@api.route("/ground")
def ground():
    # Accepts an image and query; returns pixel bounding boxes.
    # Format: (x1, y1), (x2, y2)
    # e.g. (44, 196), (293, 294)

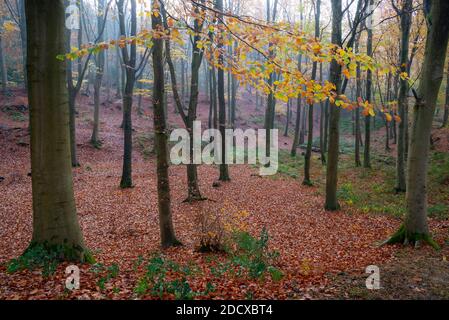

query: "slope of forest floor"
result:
(0, 89), (448, 300)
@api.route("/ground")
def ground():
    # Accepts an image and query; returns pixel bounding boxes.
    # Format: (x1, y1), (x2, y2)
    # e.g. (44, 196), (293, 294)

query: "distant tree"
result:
(91, 0), (107, 147)
(363, 0), (374, 169)
(392, 0), (413, 192)
(303, 0), (321, 186)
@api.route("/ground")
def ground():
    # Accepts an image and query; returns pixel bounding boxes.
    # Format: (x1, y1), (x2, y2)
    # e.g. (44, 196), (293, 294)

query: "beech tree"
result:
(91, 0), (107, 147)
(217, 0), (230, 182)
(325, 0), (343, 211)
(25, 0), (89, 261)
(162, 0), (207, 201)
(303, 0), (320, 186)
(151, 0), (181, 248)
(393, 0), (413, 192)
(117, 0), (137, 189)
(363, 0), (374, 169)
(385, 0), (449, 248)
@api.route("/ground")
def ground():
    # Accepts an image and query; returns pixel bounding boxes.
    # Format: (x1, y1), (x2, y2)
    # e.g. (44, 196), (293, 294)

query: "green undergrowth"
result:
(133, 229), (282, 299)
(274, 146), (449, 221)
(7, 243), (95, 277)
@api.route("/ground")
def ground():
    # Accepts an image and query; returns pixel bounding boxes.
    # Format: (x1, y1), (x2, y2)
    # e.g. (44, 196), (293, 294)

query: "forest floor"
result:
(0, 88), (448, 300)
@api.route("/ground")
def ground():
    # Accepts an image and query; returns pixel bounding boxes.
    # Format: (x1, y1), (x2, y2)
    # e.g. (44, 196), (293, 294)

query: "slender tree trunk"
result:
(151, 2), (180, 248)
(185, 1), (206, 201)
(387, 0), (449, 248)
(284, 100), (290, 137)
(441, 62), (449, 127)
(355, 36), (362, 167)
(117, 0), (137, 189)
(91, 0), (106, 147)
(325, 0), (342, 211)
(217, 0), (230, 181)
(395, 0), (412, 192)
(291, 96), (302, 157)
(363, 0), (374, 169)
(264, 0), (278, 159)
(18, 0), (27, 88)
(0, 34), (7, 93)
(25, 0), (88, 261)
(161, 0), (205, 200)
(319, 63), (326, 165)
(291, 53), (303, 158)
(304, 0), (320, 186)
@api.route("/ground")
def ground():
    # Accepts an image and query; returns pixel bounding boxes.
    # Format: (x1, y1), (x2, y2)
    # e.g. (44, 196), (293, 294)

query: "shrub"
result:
(226, 228), (283, 281)
(196, 203), (249, 253)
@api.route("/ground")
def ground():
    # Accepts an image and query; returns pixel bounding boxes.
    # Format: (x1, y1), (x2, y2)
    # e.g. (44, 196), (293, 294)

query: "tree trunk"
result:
(319, 63), (326, 165)
(291, 96), (302, 157)
(217, 0), (230, 182)
(151, 2), (181, 248)
(18, 0), (27, 88)
(264, 0), (279, 160)
(324, 0), (342, 211)
(91, 0), (106, 147)
(395, 0), (412, 192)
(0, 34), (7, 93)
(363, 0), (374, 169)
(304, 0), (320, 186)
(441, 62), (449, 128)
(284, 100), (290, 137)
(25, 0), (88, 261)
(386, 0), (449, 248)
(162, 0), (205, 200)
(355, 35), (362, 167)
(117, 0), (137, 189)
(184, 1), (206, 201)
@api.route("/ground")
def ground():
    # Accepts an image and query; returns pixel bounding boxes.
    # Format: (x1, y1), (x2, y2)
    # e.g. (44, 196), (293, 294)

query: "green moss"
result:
(7, 242), (95, 276)
(383, 224), (440, 250)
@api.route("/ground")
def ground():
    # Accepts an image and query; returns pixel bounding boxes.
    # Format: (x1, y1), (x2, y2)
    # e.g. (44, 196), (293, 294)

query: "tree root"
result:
(161, 239), (183, 249)
(90, 139), (103, 149)
(302, 179), (313, 187)
(183, 196), (208, 203)
(381, 224), (440, 250)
